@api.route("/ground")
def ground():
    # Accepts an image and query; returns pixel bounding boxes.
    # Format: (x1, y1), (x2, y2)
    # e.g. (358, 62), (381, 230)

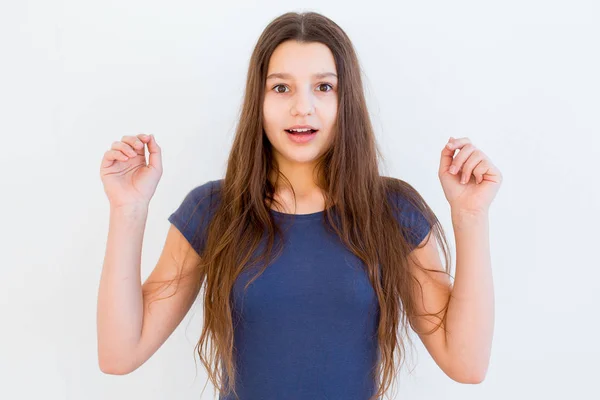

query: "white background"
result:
(1, 0), (598, 399)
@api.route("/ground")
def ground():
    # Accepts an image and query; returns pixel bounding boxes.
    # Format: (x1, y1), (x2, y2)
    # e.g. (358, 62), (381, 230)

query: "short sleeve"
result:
(391, 190), (432, 250)
(168, 179), (221, 255)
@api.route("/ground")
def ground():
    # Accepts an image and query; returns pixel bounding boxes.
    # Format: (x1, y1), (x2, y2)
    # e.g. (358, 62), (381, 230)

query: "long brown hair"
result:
(149, 11), (452, 400)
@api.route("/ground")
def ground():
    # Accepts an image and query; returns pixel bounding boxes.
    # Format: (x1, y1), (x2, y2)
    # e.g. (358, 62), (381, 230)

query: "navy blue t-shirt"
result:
(168, 179), (431, 400)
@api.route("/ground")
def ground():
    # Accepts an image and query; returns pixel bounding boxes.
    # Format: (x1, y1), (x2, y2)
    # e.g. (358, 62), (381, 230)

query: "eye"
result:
(317, 83), (334, 92)
(272, 84), (289, 94)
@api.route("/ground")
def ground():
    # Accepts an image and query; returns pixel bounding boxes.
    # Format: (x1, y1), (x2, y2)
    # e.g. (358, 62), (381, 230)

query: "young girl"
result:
(98, 11), (502, 400)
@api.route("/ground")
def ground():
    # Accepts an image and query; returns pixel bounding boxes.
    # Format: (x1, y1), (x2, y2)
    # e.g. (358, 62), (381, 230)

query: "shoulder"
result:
(168, 178), (222, 219)
(186, 178), (223, 202)
(167, 178), (224, 254)
(174, 178), (224, 214)
(381, 176), (434, 250)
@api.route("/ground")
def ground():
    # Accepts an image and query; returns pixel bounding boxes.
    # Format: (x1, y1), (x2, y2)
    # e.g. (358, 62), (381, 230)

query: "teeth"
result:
(288, 128), (314, 132)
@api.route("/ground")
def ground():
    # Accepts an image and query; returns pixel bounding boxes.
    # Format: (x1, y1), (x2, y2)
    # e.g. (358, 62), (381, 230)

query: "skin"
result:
(408, 137), (502, 383)
(263, 40), (338, 213)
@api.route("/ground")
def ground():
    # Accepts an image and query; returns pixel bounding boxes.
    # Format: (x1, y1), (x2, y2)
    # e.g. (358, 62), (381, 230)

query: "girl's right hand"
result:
(100, 134), (163, 209)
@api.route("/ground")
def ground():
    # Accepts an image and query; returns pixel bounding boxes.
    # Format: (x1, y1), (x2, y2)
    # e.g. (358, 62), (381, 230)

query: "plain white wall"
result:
(1, 0), (598, 399)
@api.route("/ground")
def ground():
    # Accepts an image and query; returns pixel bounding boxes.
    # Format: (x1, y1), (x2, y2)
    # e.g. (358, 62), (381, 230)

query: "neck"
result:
(268, 162), (324, 197)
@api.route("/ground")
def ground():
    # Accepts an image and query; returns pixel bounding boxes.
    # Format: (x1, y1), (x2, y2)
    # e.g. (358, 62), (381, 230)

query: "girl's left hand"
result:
(439, 137), (503, 214)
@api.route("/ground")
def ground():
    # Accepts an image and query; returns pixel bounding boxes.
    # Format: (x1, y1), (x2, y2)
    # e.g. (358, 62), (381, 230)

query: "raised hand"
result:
(100, 133), (163, 209)
(438, 137), (503, 214)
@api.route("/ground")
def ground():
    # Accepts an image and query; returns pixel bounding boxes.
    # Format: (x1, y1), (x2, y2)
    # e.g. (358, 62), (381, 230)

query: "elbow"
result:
(452, 368), (488, 384)
(99, 359), (132, 375)
(98, 353), (136, 375)
(445, 350), (491, 384)
(97, 340), (142, 375)
(459, 374), (486, 385)
(99, 366), (130, 376)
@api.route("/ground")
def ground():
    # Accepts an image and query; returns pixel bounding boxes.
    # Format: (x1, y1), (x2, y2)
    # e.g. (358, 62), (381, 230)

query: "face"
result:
(263, 40), (338, 168)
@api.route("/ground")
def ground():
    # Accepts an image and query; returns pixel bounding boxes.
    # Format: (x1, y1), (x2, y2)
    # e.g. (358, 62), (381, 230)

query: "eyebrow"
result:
(266, 72), (338, 80)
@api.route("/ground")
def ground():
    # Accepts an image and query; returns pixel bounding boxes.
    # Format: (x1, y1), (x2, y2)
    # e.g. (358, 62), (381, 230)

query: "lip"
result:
(286, 124), (318, 130)
(285, 128), (318, 144)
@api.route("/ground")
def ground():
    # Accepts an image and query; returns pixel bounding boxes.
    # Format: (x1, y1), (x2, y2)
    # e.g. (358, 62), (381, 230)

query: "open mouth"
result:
(285, 129), (319, 135)
(284, 128), (319, 143)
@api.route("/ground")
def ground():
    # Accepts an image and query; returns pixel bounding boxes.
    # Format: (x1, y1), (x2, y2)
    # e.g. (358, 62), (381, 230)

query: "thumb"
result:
(145, 134), (162, 172)
(439, 137), (455, 176)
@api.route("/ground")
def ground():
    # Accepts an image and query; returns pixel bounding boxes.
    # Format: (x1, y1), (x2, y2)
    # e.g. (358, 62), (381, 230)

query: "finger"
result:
(474, 160), (503, 184)
(121, 135), (145, 155)
(472, 160), (490, 184)
(136, 133), (151, 145)
(101, 149), (129, 168)
(440, 136), (470, 175)
(112, 141), (138, 158)
(145, 134), (162, 172)
(448, 143), (476, 176)
(460, 152), (485, 184)
(439, 140), (457, 175)
(446, 136), (471, 150)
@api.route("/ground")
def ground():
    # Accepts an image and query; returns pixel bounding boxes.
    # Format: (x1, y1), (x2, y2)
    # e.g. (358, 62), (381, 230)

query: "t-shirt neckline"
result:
(268, 206), (336, 221)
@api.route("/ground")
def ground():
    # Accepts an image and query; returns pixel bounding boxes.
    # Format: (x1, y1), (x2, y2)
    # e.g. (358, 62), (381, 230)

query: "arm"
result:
(408, 210), (493, 384)
(444, 210), (494, 382)
(97, 205), (203, 374)
(97, 204), (147, 373)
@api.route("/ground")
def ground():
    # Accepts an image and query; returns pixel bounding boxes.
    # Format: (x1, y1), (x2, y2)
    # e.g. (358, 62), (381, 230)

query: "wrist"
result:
(110, 203), (149, 217)
(451, 208), (489, 225)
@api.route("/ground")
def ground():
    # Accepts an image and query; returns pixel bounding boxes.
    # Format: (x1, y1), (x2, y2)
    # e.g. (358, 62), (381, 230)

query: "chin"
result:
(282, 152), (321, 164)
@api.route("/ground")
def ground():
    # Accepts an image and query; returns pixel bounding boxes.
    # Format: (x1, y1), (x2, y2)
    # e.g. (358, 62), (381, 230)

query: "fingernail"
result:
(449, 166), (457, 174)
(446, 142), (453, 149)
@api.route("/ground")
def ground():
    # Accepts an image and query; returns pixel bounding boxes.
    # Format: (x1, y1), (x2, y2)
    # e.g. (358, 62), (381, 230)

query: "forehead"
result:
(266, 40), (337, 77)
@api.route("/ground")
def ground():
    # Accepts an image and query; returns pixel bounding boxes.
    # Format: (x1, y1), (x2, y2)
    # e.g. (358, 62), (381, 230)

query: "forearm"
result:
(444, 210), (494, 382)
(97, 204), (148, 372)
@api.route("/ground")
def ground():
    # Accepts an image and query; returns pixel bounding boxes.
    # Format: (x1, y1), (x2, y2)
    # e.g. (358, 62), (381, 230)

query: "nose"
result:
(290, 88), (314, 116)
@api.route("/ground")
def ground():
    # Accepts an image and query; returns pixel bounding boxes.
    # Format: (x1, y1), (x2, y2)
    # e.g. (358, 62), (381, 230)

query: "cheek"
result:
(323, 104), (338, 126)
(322, 96), (338, 117)
(262, 98), (282, 126)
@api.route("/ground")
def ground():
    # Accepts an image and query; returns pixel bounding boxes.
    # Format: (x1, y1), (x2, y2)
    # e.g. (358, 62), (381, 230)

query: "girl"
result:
(98, 11), (502, 400)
